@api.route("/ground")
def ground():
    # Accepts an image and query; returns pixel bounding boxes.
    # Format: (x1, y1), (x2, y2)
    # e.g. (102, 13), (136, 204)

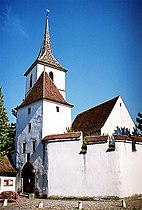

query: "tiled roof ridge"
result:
(42, 131), (82, 141)
(16, 71), (73, 109)
(37, 14), (66, 71)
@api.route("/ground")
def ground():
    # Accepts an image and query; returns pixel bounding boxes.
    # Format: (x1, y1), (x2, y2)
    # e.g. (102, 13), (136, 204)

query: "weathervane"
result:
(47, 9), (50, 17)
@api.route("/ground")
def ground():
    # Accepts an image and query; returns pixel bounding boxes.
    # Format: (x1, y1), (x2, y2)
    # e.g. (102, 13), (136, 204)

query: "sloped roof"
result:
(114, 134), (142, 142)
(72, 96), (119, 134)
(86, 135), (109, 144)
(16, 71), (73, 109)
(0, 155), (17, 175)
(42, 131), (81, 142)
(24, 14), (66, 76)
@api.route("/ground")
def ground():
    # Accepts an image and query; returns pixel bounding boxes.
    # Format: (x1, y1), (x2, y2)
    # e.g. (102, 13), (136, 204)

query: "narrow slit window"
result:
(23, 143), (26, 153)
(28, 123), (31, 132)
(28, 107), (31, 115)
(56, 106), (59, 112)
(33, 140), (36, 152)
(30, 74), (33, 88)
(27, 153), (30, 162)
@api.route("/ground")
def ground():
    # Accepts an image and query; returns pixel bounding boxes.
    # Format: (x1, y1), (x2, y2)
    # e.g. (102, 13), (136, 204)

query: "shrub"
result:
(0, 191), (19, 201)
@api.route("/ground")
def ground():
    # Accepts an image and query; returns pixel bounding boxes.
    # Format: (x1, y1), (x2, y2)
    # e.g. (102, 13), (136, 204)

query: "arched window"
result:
(30, 74), (33, 88)
(49, 71), (54, 81)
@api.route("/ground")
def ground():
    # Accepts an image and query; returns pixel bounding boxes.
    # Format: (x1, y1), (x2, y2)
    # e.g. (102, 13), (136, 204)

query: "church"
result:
(15, 12), (142, 198)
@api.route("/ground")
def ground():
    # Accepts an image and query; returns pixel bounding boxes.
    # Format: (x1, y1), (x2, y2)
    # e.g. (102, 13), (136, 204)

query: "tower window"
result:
(28, 107), (31, 115)
(30, 74), (33, 88)
(33, 140), (36, 152)
(49, 71), (54, 81)
(23, 143), (26, 153)
(28, 123), (31, 132)
(27, 153), (30, 162)
(56, 106), (59, 112)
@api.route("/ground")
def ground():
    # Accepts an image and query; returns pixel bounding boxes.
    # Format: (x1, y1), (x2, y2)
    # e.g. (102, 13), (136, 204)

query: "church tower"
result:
(15, 12), (73, 194)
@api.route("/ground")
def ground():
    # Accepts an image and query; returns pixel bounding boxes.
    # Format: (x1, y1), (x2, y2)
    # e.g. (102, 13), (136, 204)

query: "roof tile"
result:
(42, 131), (81, 141)
(114, 134), (142, 142)
(86, 135), (108, 144)
(0, 156), (17, 175)
(72, 96), (119, 134)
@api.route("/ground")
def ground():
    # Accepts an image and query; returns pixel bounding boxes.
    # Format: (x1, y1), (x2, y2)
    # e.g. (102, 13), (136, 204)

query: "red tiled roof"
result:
(16, 71), (73, 109)
(0, 156), (17, 175)
(86, 135), (108, 144)
(42, 132), (81, 141)
(114, 134), (142, 142)
(72, 96), (119, 134)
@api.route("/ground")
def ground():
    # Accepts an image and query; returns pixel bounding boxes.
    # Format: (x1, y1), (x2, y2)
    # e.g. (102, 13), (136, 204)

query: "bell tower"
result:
(15, 11), (73, 194)
(24, 10), (67, 99)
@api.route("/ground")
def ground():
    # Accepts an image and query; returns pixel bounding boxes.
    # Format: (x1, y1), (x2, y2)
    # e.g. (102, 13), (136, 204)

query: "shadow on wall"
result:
(114, 126), (131, 135)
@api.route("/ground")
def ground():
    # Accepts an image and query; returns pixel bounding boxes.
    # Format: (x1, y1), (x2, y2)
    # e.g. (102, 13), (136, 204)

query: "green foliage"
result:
(66, 127), (74, 132)
(0, 87), (15, 158)
(136, 112), (142, 136)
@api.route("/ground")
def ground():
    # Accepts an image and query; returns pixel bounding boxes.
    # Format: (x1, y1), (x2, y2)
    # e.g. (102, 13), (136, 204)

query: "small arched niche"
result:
(49, 71), (54, 81)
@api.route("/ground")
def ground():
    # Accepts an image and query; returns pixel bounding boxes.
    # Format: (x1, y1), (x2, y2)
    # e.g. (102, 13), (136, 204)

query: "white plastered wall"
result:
(25, 66), (37, 96)
(42, 100), (72, 137)
(47, 137), (83, 197)
(116, 141), (142, 197)
(46, 136), (142, 197)
(102, 96), (135, 136)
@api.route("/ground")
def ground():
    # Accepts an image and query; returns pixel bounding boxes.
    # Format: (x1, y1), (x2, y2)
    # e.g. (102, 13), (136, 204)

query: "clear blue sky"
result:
(0, 0), (142, 124)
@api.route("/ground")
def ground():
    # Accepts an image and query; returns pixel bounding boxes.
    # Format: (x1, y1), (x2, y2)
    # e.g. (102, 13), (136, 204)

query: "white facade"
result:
(0, 176), (16, 193)
(102, 96), (134, 136)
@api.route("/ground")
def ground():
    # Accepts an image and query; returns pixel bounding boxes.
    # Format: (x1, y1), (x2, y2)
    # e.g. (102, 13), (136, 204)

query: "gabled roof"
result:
(114, 134), (142, 142)
(86, 135), (109, 144)
(72, 96), (119, 135)
(0, 155), (17, 176)
(16, 71), (73, 109)
(42, 132), (81, 142)
(24, 14), (66, 76)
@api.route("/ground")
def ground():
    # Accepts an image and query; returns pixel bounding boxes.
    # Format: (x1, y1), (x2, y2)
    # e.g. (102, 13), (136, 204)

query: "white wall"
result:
(102, 96), (134, 136)
(42, 100), (72, 137)
(116, 141), (142, 197)
(25, 66), (37, 96)
(47, 137), (83, 197)
(16, 101), (43, 171)
(46, 136), (142, 197)
(0, 176), (16, 193)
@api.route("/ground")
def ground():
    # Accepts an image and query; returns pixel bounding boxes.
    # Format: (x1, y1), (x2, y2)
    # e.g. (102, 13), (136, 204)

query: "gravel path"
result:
(0, 196), (142, 210)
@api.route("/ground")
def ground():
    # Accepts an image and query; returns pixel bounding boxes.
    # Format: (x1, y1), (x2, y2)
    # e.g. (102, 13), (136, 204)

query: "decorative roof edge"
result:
(42, 131), (82, 142)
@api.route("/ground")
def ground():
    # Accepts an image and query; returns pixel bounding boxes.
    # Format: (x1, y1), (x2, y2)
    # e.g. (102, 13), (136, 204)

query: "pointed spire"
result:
(38, 10), (66, 71)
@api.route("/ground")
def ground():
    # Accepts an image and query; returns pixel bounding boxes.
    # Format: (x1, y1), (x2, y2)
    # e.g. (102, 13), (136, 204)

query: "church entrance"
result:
(21, 162), (35, 193)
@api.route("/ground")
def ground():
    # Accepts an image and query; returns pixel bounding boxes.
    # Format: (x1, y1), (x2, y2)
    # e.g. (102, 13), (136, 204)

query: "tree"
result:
(0, 87), (15, 158)
(136, 112), (142, 136)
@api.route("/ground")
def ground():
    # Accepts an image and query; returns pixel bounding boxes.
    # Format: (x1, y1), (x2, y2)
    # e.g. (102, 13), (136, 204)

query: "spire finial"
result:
(46, 9), (50, 17)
